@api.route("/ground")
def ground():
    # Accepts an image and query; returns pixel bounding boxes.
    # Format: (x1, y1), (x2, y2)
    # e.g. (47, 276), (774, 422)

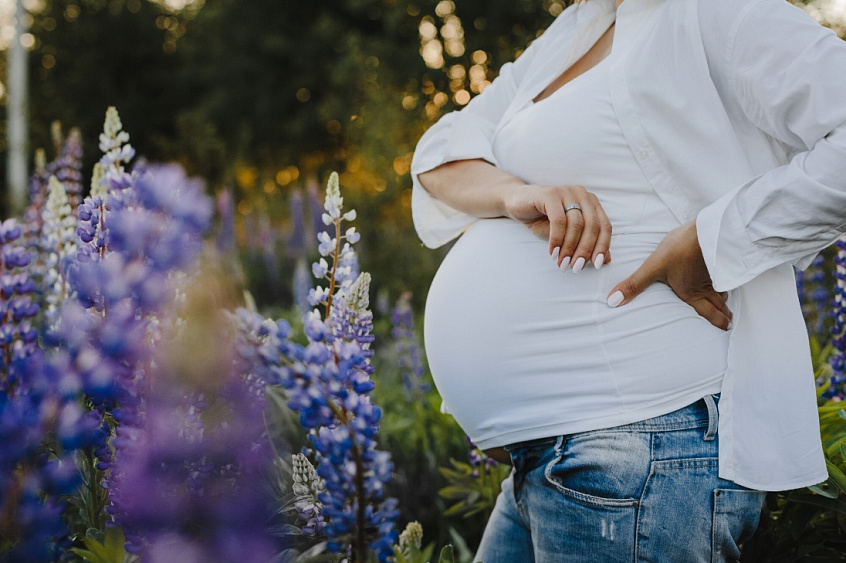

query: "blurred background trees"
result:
(0, 0), (842, 309)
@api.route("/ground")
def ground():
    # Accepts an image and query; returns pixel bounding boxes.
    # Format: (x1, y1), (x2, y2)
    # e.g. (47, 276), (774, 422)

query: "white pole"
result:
(7, 0), (28, 214)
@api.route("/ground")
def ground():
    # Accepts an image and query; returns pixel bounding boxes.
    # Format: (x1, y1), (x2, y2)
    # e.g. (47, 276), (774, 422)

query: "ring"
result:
(564, 203), (582, 213)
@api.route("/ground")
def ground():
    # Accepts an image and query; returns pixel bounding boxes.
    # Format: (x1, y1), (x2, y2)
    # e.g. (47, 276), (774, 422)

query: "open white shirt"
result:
(411, 0), (846, 490)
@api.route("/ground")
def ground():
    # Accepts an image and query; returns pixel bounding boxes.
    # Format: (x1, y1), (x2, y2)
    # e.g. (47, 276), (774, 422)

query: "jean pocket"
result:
(543, 432), (649, 508)
(711, 488), (766, 563)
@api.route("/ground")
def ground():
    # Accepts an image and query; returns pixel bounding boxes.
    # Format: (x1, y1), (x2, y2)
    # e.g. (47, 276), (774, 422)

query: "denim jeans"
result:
(474, 395), (766, 563)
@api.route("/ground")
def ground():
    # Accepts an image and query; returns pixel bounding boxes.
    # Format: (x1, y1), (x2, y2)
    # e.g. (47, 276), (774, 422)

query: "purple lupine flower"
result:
(49, 162), (215, 554)
(289, 189), (307, 256)
(47, 128), (84, 211)
(391, 292), (429, 398)
(292, 173), (396, 561)
(0, 350), (105, 563)
(23, 150), (50, 298)
(257, 213), (280, 287)
(216, 189), (237, 255)
(233, 173), (397, 562)
(466, 436), (498, 479)
(108, 354), (276, 561)
(827, 238), (846, 400)
(0, 219), (40, 387)
(810, 255), (829, 337)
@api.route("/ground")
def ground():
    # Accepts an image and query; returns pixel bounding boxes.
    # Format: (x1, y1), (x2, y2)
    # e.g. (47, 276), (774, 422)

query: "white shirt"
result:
(424, 47), (729, 451)
(411, 0), (846, 490)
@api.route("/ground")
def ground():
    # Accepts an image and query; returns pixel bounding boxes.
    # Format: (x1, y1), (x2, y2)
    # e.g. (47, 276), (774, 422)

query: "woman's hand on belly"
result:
(503, 184), (613, 271)
(606, 220), (733, 331)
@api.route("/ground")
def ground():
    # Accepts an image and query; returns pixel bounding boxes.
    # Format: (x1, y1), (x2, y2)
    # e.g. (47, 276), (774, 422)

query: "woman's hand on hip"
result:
(605, 221), (733, 331)
(503, 184), (613, 271)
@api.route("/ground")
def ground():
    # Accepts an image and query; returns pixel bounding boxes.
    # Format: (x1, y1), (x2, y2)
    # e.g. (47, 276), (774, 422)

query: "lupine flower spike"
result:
(41, 176), (78, 330)
(395, 521), (423, 559)
(292, 453), (326, 536)
(828, 237), (846, 400)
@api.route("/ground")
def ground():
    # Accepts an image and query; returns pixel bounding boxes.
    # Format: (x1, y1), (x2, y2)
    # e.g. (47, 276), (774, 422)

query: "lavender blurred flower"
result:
(50, 163), (215, 554)
(391, 292), (429, 398)
(47, 128), (84, 211)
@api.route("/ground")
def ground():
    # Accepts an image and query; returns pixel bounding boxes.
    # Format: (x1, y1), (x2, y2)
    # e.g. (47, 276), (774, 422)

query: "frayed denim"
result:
(475, 395), (765, 563)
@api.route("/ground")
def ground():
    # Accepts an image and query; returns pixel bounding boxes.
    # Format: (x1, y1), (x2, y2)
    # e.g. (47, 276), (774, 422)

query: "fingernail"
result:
(572, 257), (586, 273)
(607, 290), (624, 308)
(594, 253), (605, 269)
(551, 246), (560, 261)
(727, 321), (733, 330)
(559, 256), (571, 271)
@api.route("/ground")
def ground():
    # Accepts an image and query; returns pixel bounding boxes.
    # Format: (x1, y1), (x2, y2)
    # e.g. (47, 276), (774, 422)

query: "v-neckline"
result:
(531, 20), (616, 105)
(530, 52), (612, 106)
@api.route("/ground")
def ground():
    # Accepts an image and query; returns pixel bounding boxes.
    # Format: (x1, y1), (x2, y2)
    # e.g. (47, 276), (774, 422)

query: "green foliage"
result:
(69, 527), (133, 563)
(438, 459), (510, 520)
(391, 541), (436, 563)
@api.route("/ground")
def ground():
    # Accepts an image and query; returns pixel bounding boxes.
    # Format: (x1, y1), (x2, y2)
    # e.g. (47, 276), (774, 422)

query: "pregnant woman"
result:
(411, 0), (846, 560)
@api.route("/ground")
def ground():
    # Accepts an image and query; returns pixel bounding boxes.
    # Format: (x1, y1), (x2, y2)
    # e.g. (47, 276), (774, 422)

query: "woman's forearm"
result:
(417, 157), (614, 270)
(416, 158), (527, 219)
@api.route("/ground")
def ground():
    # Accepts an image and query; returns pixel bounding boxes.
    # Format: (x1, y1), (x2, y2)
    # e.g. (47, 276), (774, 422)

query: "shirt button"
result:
(639, 148), (649, 159)
(683, 211), (692, 220)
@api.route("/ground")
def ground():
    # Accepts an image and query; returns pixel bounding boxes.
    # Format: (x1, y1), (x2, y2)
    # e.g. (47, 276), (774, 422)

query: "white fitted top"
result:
(424, 53), (729, 449)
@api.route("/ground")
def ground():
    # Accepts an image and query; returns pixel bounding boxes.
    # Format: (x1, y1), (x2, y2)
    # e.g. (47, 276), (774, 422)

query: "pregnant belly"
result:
(423, 218), (729, 447)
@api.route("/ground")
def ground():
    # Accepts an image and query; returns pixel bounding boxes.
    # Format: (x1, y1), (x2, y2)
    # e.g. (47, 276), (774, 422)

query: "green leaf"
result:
(789, 492), (846, 515)
(825, 459), (846, 495)
(808, 479), (840, 499)
(447, 527), (474, 563)
(437, 545), (455, 563)
(439, 485), (474, 499)
(70, 527), (127, 563)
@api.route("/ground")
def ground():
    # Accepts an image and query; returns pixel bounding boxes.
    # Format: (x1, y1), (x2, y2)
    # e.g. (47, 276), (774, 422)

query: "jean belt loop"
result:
(703, 394), (718, 442)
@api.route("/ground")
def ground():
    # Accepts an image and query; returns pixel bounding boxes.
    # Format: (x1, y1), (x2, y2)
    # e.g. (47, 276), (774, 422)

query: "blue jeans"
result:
(475, 395), (766, 562)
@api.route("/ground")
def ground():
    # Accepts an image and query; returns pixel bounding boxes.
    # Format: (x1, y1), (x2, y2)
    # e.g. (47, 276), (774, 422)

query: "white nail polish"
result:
(727, 321), (734, 330)
(594, 253), (605, 269)
(551, 247), (560, 261)
(559, 256), (571, 271)
(607, 290), (624, 308)
(572, 257), (586, 273)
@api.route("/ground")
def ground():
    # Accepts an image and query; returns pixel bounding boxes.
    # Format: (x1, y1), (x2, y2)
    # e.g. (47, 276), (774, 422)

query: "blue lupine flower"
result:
(231, 173), (397, 562)
(288, 188), (307, 256)
(391, 292), (429, 397)
(0, 219), (40, 386)
(827, 238), (846, 399)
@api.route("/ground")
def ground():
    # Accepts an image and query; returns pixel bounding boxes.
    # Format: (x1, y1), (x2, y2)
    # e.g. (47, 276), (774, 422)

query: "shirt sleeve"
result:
(695, 0), (846, 291)
(410, 30), (550, 249)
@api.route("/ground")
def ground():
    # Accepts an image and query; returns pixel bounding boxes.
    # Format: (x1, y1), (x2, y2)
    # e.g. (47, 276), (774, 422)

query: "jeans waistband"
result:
(504, 394), (720, 452)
